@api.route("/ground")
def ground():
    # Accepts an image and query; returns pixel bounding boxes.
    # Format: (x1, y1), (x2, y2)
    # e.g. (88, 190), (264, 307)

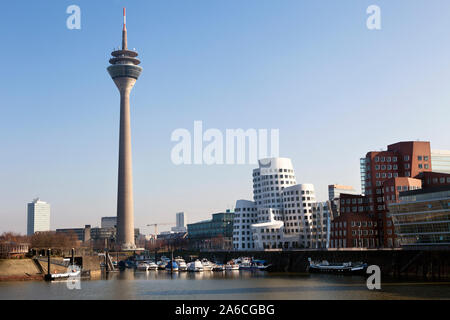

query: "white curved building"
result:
(233, 157), (331, 251)
(281, 183), (315, 248)
(233, 200), (257, 250)
(252, 158), (302, 250)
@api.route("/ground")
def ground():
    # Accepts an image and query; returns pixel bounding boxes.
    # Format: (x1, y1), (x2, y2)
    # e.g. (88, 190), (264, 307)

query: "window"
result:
(418, 156), (422, 161)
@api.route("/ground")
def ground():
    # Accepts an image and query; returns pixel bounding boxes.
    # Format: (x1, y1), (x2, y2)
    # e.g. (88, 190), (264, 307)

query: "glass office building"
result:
(431, 150), (450, 174)
(187, 210), (234, 239)
(388, 185), (450, 247)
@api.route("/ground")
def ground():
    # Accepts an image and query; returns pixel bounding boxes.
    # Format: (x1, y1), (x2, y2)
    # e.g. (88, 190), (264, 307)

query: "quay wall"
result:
(0, 259), (43, 281)
(170, 249), (450, 279)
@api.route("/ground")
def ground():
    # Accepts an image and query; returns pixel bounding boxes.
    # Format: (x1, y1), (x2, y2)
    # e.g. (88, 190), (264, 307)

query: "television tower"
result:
(107, 8), (142, 250)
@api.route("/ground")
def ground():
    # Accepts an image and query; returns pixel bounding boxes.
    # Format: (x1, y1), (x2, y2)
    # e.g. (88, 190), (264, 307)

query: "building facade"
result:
(27, 198), (50, 236)
(187, 210), (234, 250)
(389, 185), (450, 247)
(431, 149), (450, 174)
(328, 185), (358, 201)
(362, 141), (432, 247)
(233, 200), (257, 250)
(101, 217), (117, 229)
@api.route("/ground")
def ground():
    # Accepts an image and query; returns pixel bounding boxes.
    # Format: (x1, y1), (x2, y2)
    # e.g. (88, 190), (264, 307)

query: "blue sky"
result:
(1, 0), (450, 233)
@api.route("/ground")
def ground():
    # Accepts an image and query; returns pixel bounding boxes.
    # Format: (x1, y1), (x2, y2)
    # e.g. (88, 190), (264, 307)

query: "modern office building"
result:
(187, 210), (234, 250)
(233, 200), (257, 250)
(328, 185), (358, 201)
(171, 212), (187, 233)
(389, 185), (450, 247)
(431, 149), (450, 174)
(107, 9), (143, 250)
(27, 198), (50, 236)
(101, 216), (117, 229)
(56, 225), (116, 243)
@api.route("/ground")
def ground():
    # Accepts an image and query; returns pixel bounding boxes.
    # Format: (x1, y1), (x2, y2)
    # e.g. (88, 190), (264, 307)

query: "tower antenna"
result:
(122, 7), (127, 50)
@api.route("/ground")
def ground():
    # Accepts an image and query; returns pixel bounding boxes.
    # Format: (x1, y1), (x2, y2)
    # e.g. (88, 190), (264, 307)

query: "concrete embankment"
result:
(0, 256), (101, 281)
(0, 259), (43, 281)
(172, 249), (450, 279)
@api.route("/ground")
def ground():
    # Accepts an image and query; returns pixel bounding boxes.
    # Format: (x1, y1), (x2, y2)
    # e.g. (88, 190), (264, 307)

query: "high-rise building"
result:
(107, 8), (143, 250)
(431, 149), (450, 174)
(27, 198), (50, 236)
(171, 212), (187, 233)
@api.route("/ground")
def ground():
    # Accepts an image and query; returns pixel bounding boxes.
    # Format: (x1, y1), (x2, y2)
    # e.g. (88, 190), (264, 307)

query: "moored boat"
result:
(307, 258), (368, 275)
(187, 260), (204, 272)
(175, 257), (187, 271)
(225, 260), (239, 271)
(137, 262), (150, 271)
(201, 258), (213, 271)
(148, 262), (158, 270)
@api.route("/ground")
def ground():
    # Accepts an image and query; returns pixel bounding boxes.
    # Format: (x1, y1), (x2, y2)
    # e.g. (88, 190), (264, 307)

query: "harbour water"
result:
(0, 269), (449, 300)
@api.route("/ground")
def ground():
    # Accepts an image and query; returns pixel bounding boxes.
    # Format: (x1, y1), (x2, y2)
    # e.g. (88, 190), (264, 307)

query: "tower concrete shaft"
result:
(115, 78), (136, 249)
(107, 8), (142, 250)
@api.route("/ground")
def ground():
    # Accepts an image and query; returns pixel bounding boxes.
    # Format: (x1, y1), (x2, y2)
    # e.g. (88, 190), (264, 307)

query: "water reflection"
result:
(1, 268), (449, 300)
(104, 269), (265, 281)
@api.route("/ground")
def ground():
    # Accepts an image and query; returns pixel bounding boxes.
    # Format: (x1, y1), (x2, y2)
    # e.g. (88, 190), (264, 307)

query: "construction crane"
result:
(146, 223), (174, 236)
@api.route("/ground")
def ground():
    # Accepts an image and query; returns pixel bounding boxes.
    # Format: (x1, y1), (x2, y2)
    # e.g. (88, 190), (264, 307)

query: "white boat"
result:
(225, 261), (240, 271)
(157, 260), (166, 270)
(201, 258), (213, 271)
(137, 262), (150, 271)
(148, 262), (158, 270)
(45, 269), (81, 281)
(187, 260), (204, 272)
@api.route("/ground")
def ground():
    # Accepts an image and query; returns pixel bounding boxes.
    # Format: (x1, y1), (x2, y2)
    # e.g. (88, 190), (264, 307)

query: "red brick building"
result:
(415, 171), (450, 188)
(331, 141), (435, 249)
(361, 141), (432, 247)
(330, 194), (379, 248)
